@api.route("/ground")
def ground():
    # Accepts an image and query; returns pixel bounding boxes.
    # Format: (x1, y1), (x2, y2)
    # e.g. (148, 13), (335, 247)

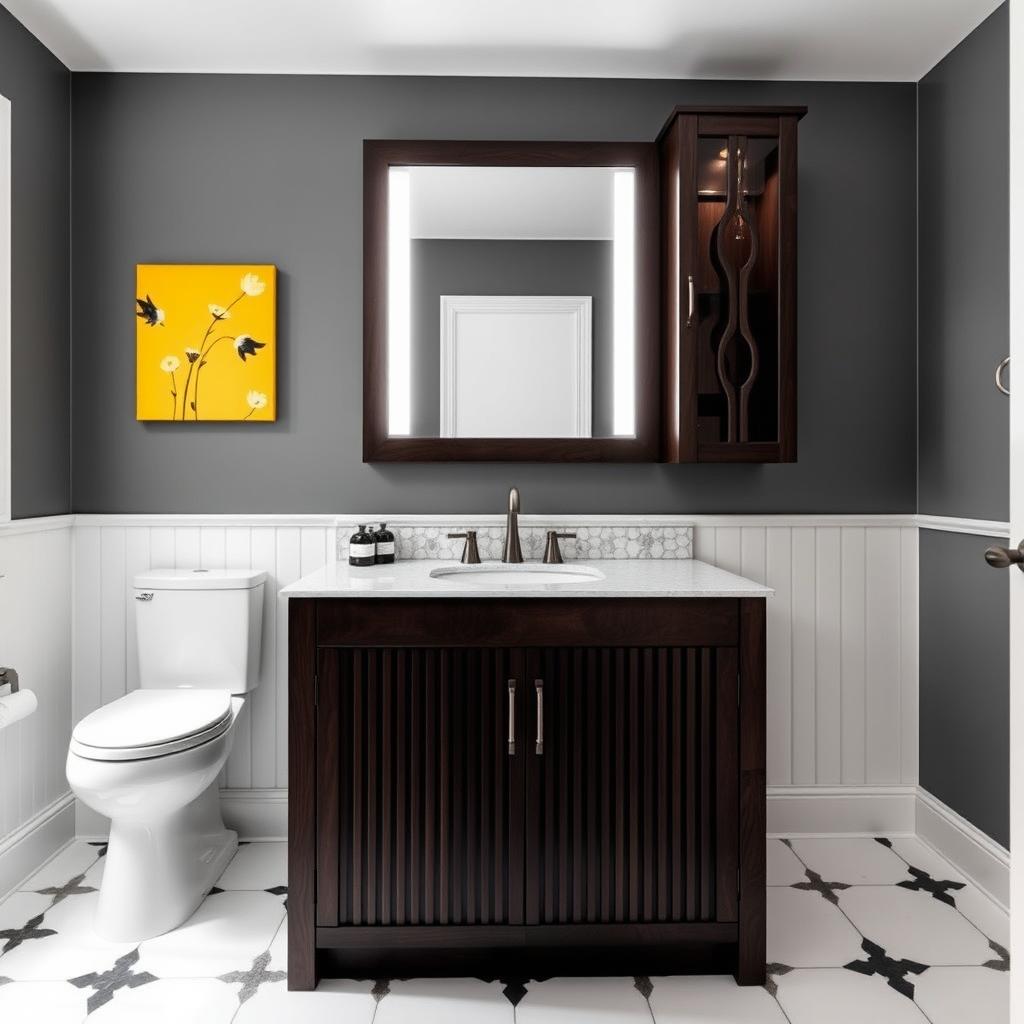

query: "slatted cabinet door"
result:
(523, 646), (739, 926)
(316, 646), (523, 928)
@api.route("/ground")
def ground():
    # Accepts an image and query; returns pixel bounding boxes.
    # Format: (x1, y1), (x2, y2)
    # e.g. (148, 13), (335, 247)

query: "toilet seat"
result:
(70, 689), (235, 762)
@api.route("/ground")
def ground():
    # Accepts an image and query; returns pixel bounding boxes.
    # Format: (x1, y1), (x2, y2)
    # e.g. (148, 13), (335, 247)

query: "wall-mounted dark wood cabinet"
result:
(289, 597), (766, 990)
(660, 106), (805, 463)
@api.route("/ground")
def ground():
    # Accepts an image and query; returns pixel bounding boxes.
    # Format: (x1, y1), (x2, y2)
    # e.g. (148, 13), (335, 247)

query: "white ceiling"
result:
(2, 0), (1004, 80)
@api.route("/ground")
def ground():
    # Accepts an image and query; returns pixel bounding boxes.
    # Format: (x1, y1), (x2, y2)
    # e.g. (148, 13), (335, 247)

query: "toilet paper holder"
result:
(0, 667), (19, 696)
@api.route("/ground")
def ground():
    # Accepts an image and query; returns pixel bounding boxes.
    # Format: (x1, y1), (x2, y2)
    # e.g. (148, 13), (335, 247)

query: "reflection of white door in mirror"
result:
(439, 295), (592, 439)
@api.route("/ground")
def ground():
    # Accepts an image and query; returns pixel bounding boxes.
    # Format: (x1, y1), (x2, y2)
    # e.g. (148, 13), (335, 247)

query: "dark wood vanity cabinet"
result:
(289, 598), (766, 989)
(660, 106), (805, 463)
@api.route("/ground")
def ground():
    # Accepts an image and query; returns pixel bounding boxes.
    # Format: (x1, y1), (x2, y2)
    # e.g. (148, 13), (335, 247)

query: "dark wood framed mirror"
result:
(363, 140), (659, 461)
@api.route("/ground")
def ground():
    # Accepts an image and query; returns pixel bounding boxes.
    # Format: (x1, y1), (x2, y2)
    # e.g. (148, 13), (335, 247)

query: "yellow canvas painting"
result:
(136, 264), (277, 421)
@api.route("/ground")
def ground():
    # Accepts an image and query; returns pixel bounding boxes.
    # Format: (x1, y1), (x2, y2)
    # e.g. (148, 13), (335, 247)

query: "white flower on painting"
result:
(240, 272), (266, 297)
(208, 304), (231, 320)
(246, 390), (269, 410)
(160, 355), (181, 373)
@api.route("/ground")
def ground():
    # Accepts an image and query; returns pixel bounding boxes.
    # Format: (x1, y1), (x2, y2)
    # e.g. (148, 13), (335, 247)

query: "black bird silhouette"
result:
(235, 334), (266, 361)
(136, 295), (164, 327)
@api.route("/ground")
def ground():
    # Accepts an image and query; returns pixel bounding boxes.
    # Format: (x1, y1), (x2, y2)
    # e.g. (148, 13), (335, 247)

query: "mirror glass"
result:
(386, 165), (636, 439)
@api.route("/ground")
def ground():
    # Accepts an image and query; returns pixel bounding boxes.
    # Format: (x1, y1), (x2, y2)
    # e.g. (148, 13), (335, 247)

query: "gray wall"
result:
(411, 238), (614, 437)
(70, 75), (917, 514)
(919, 530), (1009, 848)
(917, 3), (1010, 847)
(918, 2), (1009, 521)
(0, 5), (70, 518)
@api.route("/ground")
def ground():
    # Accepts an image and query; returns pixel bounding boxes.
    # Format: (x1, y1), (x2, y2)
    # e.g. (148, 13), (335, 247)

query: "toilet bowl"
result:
(66, 568), (265, 942)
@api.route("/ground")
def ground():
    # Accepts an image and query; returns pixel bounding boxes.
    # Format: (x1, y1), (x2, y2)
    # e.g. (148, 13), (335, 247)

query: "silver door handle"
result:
(985, 540), (1024, 571)
(507, 680), (516, 755)
(996, 356), (1010, 396)
(686, 274), (696, 328)
(534, 679), (544, 755)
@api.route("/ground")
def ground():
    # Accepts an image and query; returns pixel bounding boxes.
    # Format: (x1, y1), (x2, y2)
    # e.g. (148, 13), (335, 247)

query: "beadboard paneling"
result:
(0, 520), (73, 844)
(71, 517), (918, 791)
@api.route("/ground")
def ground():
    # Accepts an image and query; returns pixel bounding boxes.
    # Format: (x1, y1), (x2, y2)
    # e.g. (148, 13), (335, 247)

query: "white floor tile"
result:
(0, 891), (137, 981)
(87, 977), (239, 1023)
(0, 980), (88, 1023)
(233, 978), (376, 1023)
(913, 966), (1008, 1024)
(649, 975), (787, 1022)
(788, 838), (910, 884)
(767, 840), (806, 886)
(516, 977), (650, 1022)
(954, 884), (1009, 947)
(839, 885), (994, 965)
(216, 842), (287, 891)
(886, 837), (968, 886)
(17, 842), (103, 894)
(135, 890), (285, 979)
(766, 887), (863, 967)
(374, 978), (513, 1024)
(266, 915), (286, 972)
(774, 968), (925, 1024)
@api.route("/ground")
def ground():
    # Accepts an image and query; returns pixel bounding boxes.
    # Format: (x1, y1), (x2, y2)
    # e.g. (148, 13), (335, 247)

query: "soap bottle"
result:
(374, 522), (396, 564)
(349, 525), (376, 567)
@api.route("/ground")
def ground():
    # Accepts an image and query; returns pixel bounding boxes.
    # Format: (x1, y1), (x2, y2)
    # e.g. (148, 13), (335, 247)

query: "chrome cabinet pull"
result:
(686, 274), (696, 327)
(507, 680), (516, 755)
(534, 679), (544, 755)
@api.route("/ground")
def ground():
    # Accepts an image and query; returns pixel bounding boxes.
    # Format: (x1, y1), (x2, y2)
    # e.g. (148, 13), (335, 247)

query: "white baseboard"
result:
(915, 788), (1010, 911)
(767, 785), (917, 836)
(0, 792), (76, 899)
(220, 788), (287, 840)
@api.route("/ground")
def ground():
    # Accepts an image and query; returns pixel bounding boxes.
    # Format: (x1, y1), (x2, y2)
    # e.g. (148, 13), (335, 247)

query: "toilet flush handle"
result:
(135, 592), (154, 602)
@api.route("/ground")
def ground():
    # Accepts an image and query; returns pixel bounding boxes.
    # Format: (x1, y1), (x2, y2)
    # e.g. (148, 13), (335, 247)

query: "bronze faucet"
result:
(502, 487), (524, 563)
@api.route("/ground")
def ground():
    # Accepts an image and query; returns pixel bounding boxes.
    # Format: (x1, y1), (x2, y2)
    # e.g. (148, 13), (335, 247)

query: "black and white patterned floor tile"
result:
(0, 838), (1010, 1022)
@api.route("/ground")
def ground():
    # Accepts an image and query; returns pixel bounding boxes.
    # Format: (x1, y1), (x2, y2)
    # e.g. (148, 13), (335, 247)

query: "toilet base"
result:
(94, 779), (237, 942)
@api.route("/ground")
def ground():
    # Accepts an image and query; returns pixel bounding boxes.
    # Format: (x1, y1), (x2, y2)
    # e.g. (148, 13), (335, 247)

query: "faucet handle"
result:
(542, 531), (577, 565)
(447, 530), (481, 564)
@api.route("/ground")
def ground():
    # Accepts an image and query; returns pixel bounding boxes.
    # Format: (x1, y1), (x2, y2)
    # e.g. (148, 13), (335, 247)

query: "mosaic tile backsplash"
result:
(336, 523), (693, 562)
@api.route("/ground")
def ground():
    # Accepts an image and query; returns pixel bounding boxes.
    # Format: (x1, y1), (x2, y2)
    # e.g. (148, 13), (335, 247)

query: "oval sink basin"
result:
(430, 564), (605, 587)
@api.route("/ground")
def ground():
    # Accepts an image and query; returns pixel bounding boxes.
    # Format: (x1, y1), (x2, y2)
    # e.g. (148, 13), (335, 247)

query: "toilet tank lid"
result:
(134, 568), (267, 591)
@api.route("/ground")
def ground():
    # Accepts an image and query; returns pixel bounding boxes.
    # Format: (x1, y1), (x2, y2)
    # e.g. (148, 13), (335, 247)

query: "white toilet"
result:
(66, 568), (266, 942)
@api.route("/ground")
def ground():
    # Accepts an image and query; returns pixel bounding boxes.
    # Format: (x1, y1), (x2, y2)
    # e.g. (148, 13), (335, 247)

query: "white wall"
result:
(0, 518), (74, 891)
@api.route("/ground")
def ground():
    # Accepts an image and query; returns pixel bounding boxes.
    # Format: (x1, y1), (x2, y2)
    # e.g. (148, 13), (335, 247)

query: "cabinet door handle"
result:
(534, 679), (544, 755)
(686, 274), (695, 328)
(507, 680), (516, 755)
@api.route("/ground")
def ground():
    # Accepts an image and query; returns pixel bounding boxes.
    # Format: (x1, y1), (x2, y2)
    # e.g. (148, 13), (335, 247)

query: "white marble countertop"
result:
(281, 558), (773, 599)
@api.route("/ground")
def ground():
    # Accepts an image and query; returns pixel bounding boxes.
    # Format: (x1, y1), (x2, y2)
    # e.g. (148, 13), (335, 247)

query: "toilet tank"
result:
(133, 569), (267, 693)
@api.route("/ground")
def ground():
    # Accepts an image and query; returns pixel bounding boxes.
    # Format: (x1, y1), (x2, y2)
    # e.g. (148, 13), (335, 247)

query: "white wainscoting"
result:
(72, 514), (919, 834)
(0, 516), (74, 892)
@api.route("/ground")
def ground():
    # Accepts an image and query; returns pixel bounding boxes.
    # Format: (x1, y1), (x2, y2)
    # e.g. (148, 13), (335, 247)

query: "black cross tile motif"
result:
(765, 962), (793, 999)
(207, 886), (225, 896)
(633, 976), (653, 999)
(218, 949), (286, 1005)
(35, 872), (97, 907)
(844, 938), (928, 999)
(874, 837), (894, 849)
(0, 976), (11, 987)
(500, 978), (528, 1007)
(982, 939), (1010, 972)
(371, 978), (391, 1002)
(265, 885), (288, 909)
(87, 842), (108, 858)
(69, 947), (158, 1015)
(0, 912), (56, 954)
(792, 868), (851, 905)
(896, 866), (966, 908)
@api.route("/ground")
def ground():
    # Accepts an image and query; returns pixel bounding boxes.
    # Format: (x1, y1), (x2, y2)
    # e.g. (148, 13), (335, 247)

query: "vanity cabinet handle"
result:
(686, 274), (696, 328)
(507, 680), (516, 755)
(535, 679), (544, 755)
